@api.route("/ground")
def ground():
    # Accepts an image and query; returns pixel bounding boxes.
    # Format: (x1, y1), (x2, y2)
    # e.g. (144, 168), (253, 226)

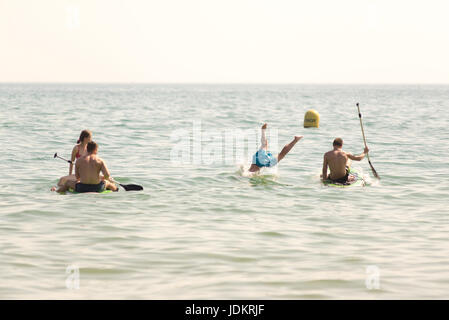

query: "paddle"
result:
(53, 153), (144, 191)
(54, 153), (73, 164)
(112, 180), (144, 191)
(356, 103), (380, 179)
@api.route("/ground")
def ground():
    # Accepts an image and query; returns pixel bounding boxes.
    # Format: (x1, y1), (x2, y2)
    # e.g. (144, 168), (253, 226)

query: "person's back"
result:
(70, 141), (118, 193)
(76, 154), (103, 184)
(325, 149), (349, 180)
(322, 138), (368, 183)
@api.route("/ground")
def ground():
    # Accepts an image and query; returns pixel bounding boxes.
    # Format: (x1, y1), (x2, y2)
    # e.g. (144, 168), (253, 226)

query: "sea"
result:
(0, 83), (448, 299)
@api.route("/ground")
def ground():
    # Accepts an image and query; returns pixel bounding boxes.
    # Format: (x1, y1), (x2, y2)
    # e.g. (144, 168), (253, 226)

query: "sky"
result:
(1, 0), (448, 83)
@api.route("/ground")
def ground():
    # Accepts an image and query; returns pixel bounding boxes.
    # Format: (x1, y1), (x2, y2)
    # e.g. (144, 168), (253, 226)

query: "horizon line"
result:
(1, 81), (449, 85)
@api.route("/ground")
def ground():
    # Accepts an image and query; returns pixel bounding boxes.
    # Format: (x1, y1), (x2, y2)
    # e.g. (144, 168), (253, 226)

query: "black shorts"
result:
(330, 167), (350, 184)
(331, 173), (349, 184)
(75, 181), (105, 193)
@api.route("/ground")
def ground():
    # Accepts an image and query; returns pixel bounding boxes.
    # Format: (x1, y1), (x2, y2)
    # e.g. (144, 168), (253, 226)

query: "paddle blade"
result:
(368, 160), (380, 180)
(119, 184), (143, 191)
(54, 153), (57, 158)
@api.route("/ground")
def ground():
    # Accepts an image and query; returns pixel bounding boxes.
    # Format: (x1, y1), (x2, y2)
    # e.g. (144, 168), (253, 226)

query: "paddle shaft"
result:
(356, 104), (371, 162)
(56, 154), (73, 164)
(356, 103), (380, 179)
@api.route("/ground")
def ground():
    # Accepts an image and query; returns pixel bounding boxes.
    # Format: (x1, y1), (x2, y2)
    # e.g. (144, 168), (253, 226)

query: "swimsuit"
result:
(329, 167), (350, 184)
(252, 149), (278, 168)
(75, 146), (82, 159)
(75, 181), (105, 193)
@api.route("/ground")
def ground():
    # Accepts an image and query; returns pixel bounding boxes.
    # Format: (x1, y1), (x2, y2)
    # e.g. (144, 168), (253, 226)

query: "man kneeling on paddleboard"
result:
(52, 141), (118, 193)
(322, 138), (369, 183)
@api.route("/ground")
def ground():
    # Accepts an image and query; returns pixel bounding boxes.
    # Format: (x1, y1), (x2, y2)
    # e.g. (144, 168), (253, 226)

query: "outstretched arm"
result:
(347, 147), (369, 161)
(322, 154), (328, 180)
(69, 146), (77, 175)
(100, 160), (112, 181)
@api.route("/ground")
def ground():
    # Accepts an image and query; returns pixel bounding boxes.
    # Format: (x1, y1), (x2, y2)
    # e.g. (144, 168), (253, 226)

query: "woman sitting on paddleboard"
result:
(56, 130), (92, 186)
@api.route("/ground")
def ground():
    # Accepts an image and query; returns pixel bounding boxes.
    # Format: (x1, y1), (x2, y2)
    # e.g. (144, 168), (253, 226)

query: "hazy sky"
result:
(1, 0), (448, 83)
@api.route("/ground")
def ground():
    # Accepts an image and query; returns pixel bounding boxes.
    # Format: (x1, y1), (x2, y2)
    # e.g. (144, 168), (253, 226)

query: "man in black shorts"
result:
(322, 138), (369, 183)
(53, 141), (118, 193)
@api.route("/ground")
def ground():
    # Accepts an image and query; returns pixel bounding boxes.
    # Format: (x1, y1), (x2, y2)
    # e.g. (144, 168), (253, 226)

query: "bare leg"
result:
(105, 181), (118, 192)
(260, 123), (268, 150)
(58, 174), (76, 187)
(57, 177), (65, 187)
(277, 136), (303, 163)
(53, 179), (76, 193)
(248, 123), (268, 172)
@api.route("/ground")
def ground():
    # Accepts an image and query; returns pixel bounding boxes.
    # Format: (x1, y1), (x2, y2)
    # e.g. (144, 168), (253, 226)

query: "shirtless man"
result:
(53, 141), (118, 193)
(322, 138), (369, 183)
(249, 123), (303, 173)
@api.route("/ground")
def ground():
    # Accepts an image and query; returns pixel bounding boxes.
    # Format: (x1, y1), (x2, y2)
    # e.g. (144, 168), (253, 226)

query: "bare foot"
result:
(50, 186), (56, 192)
(294, 136), (304, 142)
(262, 123), (267, 129)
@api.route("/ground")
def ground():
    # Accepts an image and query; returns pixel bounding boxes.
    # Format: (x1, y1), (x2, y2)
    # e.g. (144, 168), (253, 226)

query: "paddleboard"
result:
(323, 168), (366, 188)
(64, 188), (113, 195)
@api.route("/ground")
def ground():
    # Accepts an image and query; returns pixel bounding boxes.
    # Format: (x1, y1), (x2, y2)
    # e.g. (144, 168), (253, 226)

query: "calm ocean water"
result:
(0, 83), (448, 299)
